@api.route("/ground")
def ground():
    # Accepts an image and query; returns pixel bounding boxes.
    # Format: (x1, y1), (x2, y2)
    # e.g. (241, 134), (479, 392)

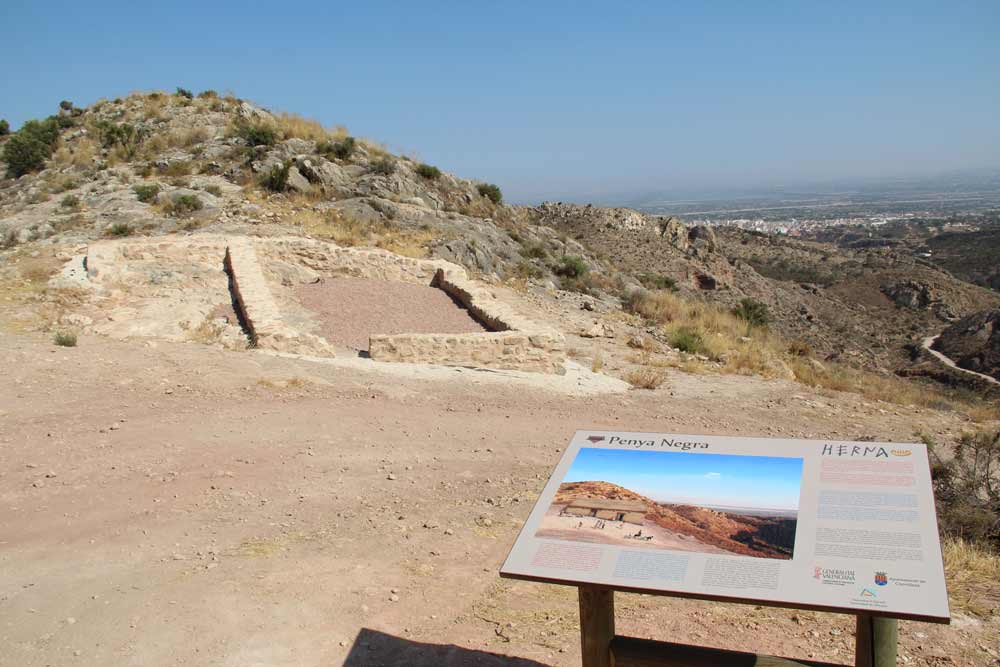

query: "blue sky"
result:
(2, 1), (998, 203)
(564, 448), (803, 510)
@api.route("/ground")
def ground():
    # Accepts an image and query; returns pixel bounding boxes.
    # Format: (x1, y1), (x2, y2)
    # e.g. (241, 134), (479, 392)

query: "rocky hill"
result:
(555, 480), (795, 559)
(527, 201), (1000, 370)
(2, 90), (999, 401)
(804, 216), (1000, 292)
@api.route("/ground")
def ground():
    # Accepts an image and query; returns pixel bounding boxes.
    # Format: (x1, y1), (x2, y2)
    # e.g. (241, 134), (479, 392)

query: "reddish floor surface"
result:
(295, 277), (487, 351)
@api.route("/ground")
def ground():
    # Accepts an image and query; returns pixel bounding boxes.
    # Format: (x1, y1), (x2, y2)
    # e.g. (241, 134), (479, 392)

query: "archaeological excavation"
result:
(55, 234), (567, 374)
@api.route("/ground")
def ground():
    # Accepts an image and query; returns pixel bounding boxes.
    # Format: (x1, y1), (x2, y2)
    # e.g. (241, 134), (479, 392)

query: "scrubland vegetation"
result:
(622, 287), (999, 422)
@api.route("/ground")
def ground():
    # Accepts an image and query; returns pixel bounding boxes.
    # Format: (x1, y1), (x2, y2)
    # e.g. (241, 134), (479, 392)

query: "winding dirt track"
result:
(921, 335), (1000, 386)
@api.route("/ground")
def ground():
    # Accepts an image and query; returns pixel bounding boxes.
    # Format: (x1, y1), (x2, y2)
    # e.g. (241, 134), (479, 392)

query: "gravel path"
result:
(295, 277), (487, 351)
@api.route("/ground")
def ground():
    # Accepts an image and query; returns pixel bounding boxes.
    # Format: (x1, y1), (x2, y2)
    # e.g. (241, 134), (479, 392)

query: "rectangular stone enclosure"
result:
(234, 237), (566, 374)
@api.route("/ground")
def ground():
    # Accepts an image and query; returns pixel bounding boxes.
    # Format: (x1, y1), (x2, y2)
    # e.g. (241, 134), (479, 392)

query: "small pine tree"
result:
(415, 163), (442, 180)
(733, 298), (771, 327)
(477, 183), (502, 204)
(1, 117), (61, 176)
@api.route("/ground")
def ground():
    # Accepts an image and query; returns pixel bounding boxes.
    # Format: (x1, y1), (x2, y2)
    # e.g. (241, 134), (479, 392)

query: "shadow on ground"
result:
(345, 628), (549, 666)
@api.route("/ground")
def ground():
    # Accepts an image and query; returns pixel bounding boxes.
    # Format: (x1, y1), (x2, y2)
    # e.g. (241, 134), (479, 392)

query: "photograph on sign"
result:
(535, 448), (802, 559)
(500, 432), (950, 623)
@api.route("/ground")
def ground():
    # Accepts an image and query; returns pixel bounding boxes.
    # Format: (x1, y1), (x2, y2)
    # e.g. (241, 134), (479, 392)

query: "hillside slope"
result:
(2, 90), (999, 403)
(527, 202), (1000, 370)
(555, 480), (795, 559)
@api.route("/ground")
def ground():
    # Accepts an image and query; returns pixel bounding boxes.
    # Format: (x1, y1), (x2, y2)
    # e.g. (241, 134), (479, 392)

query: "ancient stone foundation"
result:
(77, 235), (565, 374)
(253, 237), (566, 374)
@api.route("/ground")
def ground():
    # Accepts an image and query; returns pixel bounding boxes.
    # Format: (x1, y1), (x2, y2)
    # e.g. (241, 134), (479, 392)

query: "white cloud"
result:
(705, 472), (721, 478)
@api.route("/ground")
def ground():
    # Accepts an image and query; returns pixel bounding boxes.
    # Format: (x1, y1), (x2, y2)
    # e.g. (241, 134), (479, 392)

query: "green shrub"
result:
(52, 177), (78, 193)
(415, 163), (441, 180)
(370, 157), (396, 175)
(477, 183), (503, 204)
(197, 90), (218, 99)
(1, 117), (61, 176)
(261, 162), (290, 192)
(94, 121), (149, 159)
(158, 160), (192, 177)
(52, 114), (75, 129)
(60, 194), (80, 210)
(107, 223), (132, 237)
(554, 255), (588, 279)
(176, 87), (194, 99)
(669, 326), (705, 354)
(59, 100), (74, 112)
(53, 331), (77, 347)
(204, 184), (222, 196)
(525, 242), (548, 260)
(514, 261), (545, 280)
(639, 273), (677, 291)
(0, 119), (9, 135)
(166, 194), (203, 216)
(133, 183), (161, 203)
(732, 297), (771, 327)
(317, 136), (356, 160)
(233, 121), (277, 147)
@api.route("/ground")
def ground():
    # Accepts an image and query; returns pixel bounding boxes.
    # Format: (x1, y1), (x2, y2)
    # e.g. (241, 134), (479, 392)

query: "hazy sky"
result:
(3, 1), (998, 203)
(563, 448), (804, 510)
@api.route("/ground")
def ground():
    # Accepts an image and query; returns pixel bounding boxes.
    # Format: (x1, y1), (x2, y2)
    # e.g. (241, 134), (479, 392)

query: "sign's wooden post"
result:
(855, 614), (898, 667)
(578, 586), (614, 667)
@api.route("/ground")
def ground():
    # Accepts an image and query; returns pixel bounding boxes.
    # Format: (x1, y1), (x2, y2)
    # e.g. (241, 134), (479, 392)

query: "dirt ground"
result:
(1, 332), (997, 666)
(295, 278), (487, 352)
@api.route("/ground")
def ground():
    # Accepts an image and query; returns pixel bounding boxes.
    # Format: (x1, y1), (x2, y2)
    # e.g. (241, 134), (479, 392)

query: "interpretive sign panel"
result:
(501, 431), (949, 623)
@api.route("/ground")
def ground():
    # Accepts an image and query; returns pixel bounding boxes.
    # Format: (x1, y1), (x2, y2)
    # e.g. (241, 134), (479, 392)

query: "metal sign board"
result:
(500, 431), (950, 623)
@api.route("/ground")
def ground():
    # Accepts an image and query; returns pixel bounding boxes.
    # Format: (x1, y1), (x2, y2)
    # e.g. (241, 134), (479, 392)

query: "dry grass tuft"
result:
(291, 207), (436, 257)
(375, 228), (436, 259)
(625, 367), (666, 389)
(145, 127), (211, 156)
(52, 136), (98, 168)
(141, 93), (169, 121)
(942, 537), (1000, 615)
(591, 353), (604, 373)
(275, 113), (346, 143)
(294, 209), (369, 247)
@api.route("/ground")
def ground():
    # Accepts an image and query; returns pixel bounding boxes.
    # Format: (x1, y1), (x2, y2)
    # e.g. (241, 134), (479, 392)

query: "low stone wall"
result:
(255, 236), (566, 374)
(224, 238), (333, 356)
(370, 268), (565, 374)
(368, 331), (565, 374)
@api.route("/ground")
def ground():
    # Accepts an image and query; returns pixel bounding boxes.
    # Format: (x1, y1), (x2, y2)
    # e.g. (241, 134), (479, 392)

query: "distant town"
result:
(632, 184), (1000, 236)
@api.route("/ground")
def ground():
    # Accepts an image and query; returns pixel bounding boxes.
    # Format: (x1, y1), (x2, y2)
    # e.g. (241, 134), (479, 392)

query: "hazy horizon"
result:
(3, 2), (997, 203)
